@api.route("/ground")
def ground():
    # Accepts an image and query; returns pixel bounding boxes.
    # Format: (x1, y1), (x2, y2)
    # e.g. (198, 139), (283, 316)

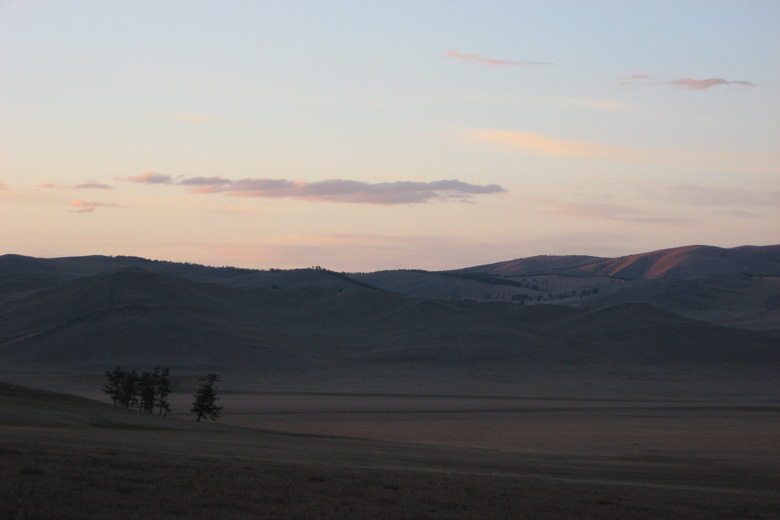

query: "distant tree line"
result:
(438, 271), (527, 288)
(102, 367), (223, 421)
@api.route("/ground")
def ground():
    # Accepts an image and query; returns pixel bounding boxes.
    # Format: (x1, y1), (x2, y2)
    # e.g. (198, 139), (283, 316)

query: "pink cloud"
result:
(469, 128), (775, 173)
(69, 200), (119, 213)
(73, 182), (112, 190)
(125, 172), (172, 184)
(38, 181), (113, 190)
(179, 176), (234, 187)
(470, 129), (646, 162)
(666, 78), (755, 90)
(538, 198), (685, 224)
(445, 50), (553, 67)
(620, 74), (755, 91)
(172, 176), (506, 204)
(618, 74), (651, 86)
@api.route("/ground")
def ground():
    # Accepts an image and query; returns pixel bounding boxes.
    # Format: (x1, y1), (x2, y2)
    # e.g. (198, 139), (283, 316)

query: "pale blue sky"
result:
(2, 1), (778, 270)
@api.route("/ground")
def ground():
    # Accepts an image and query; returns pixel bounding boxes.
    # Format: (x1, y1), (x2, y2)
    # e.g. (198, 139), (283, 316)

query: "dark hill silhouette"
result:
(1, 267), (777, 374)
(538, 303), (780, 365)
(0, 254), (374, 293)
(4, 245), (778, 288)
(0, 268), (314, 372)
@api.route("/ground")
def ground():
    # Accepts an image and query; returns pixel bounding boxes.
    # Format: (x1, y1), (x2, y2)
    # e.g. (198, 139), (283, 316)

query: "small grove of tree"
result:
(103, 366), (172, 416)
(191, 373), (223, 422)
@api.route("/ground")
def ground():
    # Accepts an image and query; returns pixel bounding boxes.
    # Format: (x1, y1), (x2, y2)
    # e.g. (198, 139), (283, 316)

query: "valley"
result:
(1, 245), (779, 518)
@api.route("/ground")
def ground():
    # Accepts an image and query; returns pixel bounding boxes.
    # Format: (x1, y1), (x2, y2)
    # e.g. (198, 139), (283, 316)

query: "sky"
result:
(1, 1), (778, 271)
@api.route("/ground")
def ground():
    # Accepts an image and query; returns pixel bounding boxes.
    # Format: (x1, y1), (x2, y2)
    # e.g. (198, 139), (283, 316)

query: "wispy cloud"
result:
(177, 177), (506, 204)
(468, 95), (635, 112)
(656, 184), (780, 207)
(124, 172), (173, 184)
(169, 112), (213, 124)
(69, 200), (119, 213)
(38, 181), (113, 190)
(620, 74), (756, 90)
(538, 198), (685, 224)
(470, 129), (644, 162)
(621, 74), (651, 81)
(468, 129), (778, 173)
(445, 50), (554, 67)
(73, 182), (112, 190)
(618, 74), (651, 87)
(129, 174), (506, 204)
(666, 78), (755, 90)
(179, 176), (234, 187)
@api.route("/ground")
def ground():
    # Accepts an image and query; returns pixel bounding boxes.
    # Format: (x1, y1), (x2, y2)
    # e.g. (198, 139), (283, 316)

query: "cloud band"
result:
(181, 177), (506, 204)
(128, 175), (506, 205)
(445, 50), (553, 67)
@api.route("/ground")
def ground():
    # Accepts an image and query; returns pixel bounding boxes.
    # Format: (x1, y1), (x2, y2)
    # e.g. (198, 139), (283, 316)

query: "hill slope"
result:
(3, 244), (780, 336)
(0, 254), (374, 297)
(460, 245), (780, 280)
(1, 268), (777, 374)
(568, 276), (780, 330)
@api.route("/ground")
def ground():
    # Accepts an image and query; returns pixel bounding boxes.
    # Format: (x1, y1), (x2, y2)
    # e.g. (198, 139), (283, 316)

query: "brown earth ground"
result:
(2, 372), (779, 519)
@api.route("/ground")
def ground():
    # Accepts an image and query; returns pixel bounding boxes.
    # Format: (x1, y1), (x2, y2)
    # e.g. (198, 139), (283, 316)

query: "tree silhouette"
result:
(102, 366), (124, 405)
(155, 366), (172, 416)
(191, 374), (223, 422)
(103, 366), (173, 414)
(138, 371), (156, 413)
(120, 369), (140, 408)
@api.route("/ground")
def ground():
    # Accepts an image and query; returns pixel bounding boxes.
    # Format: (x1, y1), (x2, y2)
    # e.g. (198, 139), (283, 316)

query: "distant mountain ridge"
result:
(457, 245), (780, 280)
(3, 244), (779, 286)
(0, 254), (376, 295)
(2, 244), (780, 332)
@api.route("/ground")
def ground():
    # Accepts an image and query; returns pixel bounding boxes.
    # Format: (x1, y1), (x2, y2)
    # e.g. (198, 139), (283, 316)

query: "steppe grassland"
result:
(2, 378), (779, 519)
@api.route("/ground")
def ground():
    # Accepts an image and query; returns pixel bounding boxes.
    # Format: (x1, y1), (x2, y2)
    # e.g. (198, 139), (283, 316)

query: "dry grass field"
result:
(2, 377), (779, 519)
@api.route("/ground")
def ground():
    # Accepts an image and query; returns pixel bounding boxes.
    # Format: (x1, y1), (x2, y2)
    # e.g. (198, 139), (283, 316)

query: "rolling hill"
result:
(362, 245), (780, 329)
(0, 253), (373, 300)
(458, 245), (780, 280)
(1, 265), (777, 375)
(566, 276), (780, 330)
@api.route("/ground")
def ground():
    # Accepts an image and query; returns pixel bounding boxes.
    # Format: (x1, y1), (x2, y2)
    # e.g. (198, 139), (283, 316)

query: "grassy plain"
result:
(1, 374), (778, 519)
